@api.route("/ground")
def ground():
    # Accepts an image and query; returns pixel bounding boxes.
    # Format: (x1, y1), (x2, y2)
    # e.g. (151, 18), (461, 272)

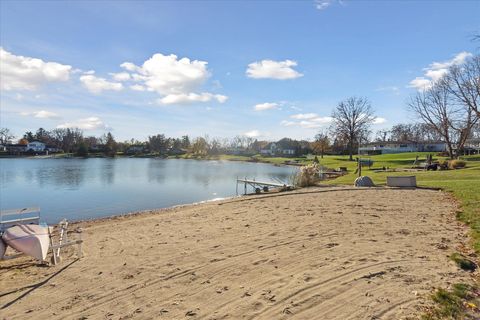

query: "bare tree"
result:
(311, 131), (330, 158)
(441, 54), (480, 117)
(331, 97), (375, 160)
(408, 82), (478, 158)
(375, 129), (390, 142)
(0, 128), (15, 144)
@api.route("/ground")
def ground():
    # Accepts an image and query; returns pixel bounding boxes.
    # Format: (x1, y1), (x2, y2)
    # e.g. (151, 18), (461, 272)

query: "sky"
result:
(0, 0), (479, 142)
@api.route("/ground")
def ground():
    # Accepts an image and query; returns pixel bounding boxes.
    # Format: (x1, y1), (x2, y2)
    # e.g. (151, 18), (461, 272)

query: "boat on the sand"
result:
(1, 224), (50, 261)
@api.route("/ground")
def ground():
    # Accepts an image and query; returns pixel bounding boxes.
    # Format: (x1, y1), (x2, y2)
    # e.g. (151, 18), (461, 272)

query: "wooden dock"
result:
(236, 178), (292, 195)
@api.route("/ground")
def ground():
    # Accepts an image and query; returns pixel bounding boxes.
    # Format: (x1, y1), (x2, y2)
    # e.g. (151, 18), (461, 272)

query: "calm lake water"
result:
(0, 158), (296, 223)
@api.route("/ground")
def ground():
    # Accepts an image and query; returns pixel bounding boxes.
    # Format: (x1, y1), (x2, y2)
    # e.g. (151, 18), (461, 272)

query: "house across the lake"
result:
(26, 141), (46, 152)
(464, 138), (480, 154)
(359, 141), (447, 155)
(260, 138), (311, 157)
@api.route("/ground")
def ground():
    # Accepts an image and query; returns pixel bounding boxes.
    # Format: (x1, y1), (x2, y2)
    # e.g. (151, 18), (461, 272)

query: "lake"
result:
(0, 158), (296, 223)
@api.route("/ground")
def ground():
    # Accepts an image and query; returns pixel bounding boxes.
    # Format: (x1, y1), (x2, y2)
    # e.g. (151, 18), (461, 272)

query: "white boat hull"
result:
(2, 225), (50, 261)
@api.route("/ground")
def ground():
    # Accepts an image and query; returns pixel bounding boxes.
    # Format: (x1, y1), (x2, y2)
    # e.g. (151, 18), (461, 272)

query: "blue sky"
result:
(1, 0), (479, 141)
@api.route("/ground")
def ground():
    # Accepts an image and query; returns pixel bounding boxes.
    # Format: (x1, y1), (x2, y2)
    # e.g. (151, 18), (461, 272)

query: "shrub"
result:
(294, 163), (321, 187)
(438, 160), (449, 170)
(449, 160), (466, 170)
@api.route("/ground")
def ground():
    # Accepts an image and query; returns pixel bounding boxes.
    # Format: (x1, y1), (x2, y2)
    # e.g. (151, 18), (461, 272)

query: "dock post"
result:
(236, 176), (238, 195)
(244, 176), (247, 195)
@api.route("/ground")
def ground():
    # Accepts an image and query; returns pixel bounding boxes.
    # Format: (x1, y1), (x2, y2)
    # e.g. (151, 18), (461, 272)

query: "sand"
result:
(0, 187), (475, 319)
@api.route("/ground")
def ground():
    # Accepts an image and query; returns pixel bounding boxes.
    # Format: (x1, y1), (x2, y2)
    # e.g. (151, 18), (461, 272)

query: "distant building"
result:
(260, 138), (311, 157)
(359, 141), (447, 155)
(26, 141), (46, 152)
(126, 145), (146, 154)
(464, 138), (480, 154)
(5, 144), (28, 154)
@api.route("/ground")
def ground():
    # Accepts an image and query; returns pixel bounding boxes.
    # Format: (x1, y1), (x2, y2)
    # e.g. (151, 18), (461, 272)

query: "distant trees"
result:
(191, 137), (209, 156)
(311, 131), (330, 158)
(378, 123), (442, 143)
(104, 132), (117, 157)
(331, 97), (375, 160)
(409, 56), (479, 158)
(148, 134), (170, 154)
(0, 128), (15, 144)
(409, 85), (478, 159)
(23, 131), (35, 142)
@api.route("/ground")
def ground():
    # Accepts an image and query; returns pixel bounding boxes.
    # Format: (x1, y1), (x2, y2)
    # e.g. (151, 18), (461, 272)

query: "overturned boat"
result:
(2, 224), (50, 261)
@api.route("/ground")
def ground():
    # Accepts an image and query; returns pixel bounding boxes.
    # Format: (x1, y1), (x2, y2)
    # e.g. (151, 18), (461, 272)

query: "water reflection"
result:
(147, 159), (166, 183)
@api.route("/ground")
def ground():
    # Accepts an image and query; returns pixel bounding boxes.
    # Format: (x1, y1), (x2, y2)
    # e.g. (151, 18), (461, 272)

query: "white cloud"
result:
(254, 102), (279, 111)
(0, 47), (72, 91)
(80, 73), (123, 94)
(130, 84), (146, 91)
(315, 0), (344, 11)
(119, 53), (227, 105)
(315, 0), (332, 10)
(282, 114), (333, 129)
(120, 62), (139, 72)
(57, 117), (108, 130)
(373, 117), (387, 125)
(20, 110), (60, 119)
(408, 51), (472, 90)
(158, 92), (228, 105)
(244, 130), (261, 138)
(290, 113), (318, 120)
(122, 53), (209, 94)
(246, 59), (303, 80)
(110, 72), (131, 81)
(409, 77), (432, 90)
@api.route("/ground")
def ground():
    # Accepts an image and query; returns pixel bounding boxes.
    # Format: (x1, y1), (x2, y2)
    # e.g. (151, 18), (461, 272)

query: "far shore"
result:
(0, 186), (474, 319)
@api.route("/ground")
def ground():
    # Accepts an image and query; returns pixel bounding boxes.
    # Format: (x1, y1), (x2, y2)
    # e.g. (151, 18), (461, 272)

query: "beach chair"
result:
(0, 207), (83, 265)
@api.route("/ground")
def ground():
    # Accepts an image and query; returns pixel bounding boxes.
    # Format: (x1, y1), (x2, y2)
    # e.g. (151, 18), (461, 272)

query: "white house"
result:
(359, 141), (446, 155)
(26, 141), (46, 152)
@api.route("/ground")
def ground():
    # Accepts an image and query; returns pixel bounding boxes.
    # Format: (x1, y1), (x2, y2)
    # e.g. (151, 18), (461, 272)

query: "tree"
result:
(0, 128), (15, 144)
(441, 54), (480, 118)
(408, 81), (478, 158)
(35, 128), (49, 143)
(104, 132), (117, 157)
(50, 128), (83, 153)
(374, 129), (390, 142)
(311, 132), (330, 158)
(148, 134), (169, 154)
(23, 131), (35, 142)
(75, 142), (88, 157)
(331, 97), (375, 160)
(191, 137), (209, 156)
(181, 135), (191, 149)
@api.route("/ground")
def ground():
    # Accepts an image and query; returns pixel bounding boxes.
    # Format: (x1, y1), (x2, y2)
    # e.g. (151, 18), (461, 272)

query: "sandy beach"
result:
(0, 187), (475, 319)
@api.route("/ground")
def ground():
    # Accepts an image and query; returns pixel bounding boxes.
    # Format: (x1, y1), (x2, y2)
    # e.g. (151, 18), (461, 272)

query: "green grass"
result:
(422, 284), (479, 319)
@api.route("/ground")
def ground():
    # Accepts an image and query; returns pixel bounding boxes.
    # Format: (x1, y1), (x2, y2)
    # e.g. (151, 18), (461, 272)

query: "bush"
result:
(449, 160), (466, 170)
(438, 160), (449, 170)
(294, 163), (321, 187)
